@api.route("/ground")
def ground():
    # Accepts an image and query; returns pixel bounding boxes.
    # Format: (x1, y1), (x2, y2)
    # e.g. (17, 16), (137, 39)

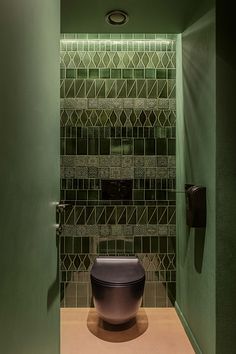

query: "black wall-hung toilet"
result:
(90, 256), (145, 325)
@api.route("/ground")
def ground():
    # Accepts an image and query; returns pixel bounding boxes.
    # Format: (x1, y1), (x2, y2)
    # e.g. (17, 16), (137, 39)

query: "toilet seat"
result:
(91, 256), (145, 287)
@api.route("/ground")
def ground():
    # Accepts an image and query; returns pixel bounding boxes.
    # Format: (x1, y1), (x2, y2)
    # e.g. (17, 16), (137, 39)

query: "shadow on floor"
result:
(87, 308), (148, 343)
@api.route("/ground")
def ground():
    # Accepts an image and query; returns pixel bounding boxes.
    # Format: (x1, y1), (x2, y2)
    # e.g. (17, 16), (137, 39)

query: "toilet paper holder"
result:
(185, 184), (206, 228)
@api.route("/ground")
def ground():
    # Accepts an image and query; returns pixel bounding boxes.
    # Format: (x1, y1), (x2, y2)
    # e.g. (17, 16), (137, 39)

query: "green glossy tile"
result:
(82, 237), (90, 253)
(77, 191), (87, 200)
(100, 138), (110, 155)
(121, 34), (133, 39)
(134, 237), (141, 253)
(96, 207), (105, 223)
(86, 80), (96, 98)
(77, 138), (87, 155)
(143, 237), (150, 252)
(88, 33), (98, 39)
(86, 207), (95, 225)
(168, 237), (176, 253)
(134, 190), (144, 200)
(127, 207), (136, 224)
(117, 80), (126, 98)
(65, 79), (75, 98)
(77, 33), (87, 39)
(105, 80), (116, 98)
(89, 69), (99, 79)
(65, 237), (73, 253)
(158, 207), (167, 224)
(88, 139), (98, 155)
(168, 69), (176, 79)
(111, 69), (121, 79)
(116, 239), (124, 252)
(145, 190), (155, 200)
(134, 139), (144, 155)
(156, 190), (167, 200)
(137, 207), (147, 224)
(134, 69), (144, 79)
(117, 209), (126, 224)
(75, 80), (86, 98)
(145, 69), (155, 79)
(60, 69), (66, 79)
(100, 69), (110, 78)
(111, 139), (122, 155)
(158, 80), (167, 98)
(111, 33), (121, 39)
(168, 139), (176, 155)
(138, 127), (144, 138)
(88, 190), (98, 201)
(66, 69), (76, 78)
(156, 69), (167, 79)
(65, 190), (76, 200)
(125, 241), (133, 253)
(96, 80), (105, 98)
(108, 240), (115, 252)
(145, 139), (155, 155)
(123, 69), (133, 79)
(123, 139), (133, 155)
(134, 34), (145, 39)
(77, 69), (87, 78)
(99, 33), (111, 39)
(106, 207), (116, 224)
(151, 237), (159, 252)
(66, 138), (76, 155)
(145, 34), (155, 39)
(156, 139), (167, 155)
(160, 237), (167, 253)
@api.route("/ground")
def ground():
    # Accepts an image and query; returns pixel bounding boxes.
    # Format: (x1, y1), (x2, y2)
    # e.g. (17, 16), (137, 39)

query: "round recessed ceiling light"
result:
(105, 10), (129, 26)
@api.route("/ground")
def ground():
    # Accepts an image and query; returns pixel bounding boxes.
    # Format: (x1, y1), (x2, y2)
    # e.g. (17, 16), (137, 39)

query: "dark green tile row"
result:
(60, 200), (176, 207)
(62, 205), (176, 225)
(60, 236), (176, 255)
(61, 68), (176, 80)
(61, 137), (176, 156)
(61, 79), (176, 99)
(60, 41), (176, 53)
(61, 126), (175, 139)
(61, 178), (176, 191)
(61, 33), (176, 40)
(60, 189), (176, 202)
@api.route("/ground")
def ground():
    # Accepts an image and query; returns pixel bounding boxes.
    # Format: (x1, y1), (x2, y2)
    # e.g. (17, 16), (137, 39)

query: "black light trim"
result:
(105, 10), (129, 26)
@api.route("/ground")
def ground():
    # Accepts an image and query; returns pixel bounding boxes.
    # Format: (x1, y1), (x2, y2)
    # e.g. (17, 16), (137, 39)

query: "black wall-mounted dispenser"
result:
(185, 184), (206, 228)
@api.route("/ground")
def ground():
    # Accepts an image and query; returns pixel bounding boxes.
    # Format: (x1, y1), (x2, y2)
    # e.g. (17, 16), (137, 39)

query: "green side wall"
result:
(176, 9), (216, 354)
(215, 5), (236, 353)
(0, 1), (60, 354)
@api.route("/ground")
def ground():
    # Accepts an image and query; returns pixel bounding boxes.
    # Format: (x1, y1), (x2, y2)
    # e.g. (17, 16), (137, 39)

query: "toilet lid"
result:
(90, 256), (145, 285)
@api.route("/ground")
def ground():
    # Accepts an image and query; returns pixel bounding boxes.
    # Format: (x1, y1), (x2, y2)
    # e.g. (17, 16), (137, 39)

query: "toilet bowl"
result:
(90, 256), (145, 325)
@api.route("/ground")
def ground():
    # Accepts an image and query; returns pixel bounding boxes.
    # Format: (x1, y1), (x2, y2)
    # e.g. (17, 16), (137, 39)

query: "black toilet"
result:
(90, 256), (145, 325)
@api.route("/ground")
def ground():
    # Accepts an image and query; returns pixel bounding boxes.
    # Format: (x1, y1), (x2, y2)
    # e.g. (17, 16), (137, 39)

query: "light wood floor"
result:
(61, 308), (194, 354)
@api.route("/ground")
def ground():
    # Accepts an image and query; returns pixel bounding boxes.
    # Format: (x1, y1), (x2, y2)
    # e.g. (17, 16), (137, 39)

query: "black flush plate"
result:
(101, 180), (133, 200)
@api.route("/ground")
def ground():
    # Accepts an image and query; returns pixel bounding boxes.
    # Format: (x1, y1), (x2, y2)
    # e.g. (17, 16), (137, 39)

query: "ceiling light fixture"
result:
(105, 10), (129, 26)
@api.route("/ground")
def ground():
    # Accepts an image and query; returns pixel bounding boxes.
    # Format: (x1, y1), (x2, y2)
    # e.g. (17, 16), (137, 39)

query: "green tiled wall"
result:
(60, 34), (176, 307)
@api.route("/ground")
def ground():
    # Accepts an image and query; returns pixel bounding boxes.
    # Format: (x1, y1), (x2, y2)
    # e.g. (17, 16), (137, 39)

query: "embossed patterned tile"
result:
(61, 308), (194, 354)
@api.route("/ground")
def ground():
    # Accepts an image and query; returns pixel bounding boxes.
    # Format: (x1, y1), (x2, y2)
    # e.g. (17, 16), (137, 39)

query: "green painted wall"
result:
(176, 9), (216, 354)
(0, 1), (60, 354)
(215, 4), (236, 353)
